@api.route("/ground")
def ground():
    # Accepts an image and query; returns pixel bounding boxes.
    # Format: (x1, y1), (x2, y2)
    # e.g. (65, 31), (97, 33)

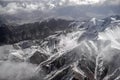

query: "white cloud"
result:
(0, 2), (46, 14)
(0, 62), (36, 80)
(105, 0), (120, 5)
(0, 3), (18, 14)
(0, 0), (119, 18)
(68, 0), (101, 5)
(0, 0), (119, 12)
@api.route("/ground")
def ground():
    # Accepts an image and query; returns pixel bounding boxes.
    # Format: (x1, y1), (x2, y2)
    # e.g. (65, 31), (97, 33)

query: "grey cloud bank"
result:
(0, 0), (119, 23)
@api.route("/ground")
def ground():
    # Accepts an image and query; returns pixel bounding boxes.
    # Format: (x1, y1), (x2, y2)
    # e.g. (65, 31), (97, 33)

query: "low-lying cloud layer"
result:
(0, 0), (119, 23)
(0, 0), (119, 13)
(0, 61), (37, 80)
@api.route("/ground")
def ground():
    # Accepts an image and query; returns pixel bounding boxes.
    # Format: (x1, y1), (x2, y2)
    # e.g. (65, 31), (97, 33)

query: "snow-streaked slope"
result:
(0, 15), (120, 80)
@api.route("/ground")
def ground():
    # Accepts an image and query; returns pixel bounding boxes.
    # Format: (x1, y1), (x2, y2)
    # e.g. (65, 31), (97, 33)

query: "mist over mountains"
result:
(0, 14), (120, 80)
(0, 0), (120, 80)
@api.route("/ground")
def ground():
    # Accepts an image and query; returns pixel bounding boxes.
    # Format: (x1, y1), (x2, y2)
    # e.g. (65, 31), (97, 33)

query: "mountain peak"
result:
(90, 17), (97, 25)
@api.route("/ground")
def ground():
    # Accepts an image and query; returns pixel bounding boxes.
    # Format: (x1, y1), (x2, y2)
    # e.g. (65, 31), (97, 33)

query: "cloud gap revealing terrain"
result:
(0, 0), (120, 80)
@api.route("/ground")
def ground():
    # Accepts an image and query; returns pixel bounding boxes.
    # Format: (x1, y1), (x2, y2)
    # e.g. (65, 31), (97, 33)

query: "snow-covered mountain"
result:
(0, 15), (120, 80)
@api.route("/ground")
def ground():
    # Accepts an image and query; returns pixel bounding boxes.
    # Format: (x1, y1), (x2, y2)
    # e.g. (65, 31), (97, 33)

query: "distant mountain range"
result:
(0, 15), (120, 45)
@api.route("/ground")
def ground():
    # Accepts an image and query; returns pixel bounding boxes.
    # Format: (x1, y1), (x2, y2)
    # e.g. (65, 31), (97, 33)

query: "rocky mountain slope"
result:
(0, 15), (120, 80)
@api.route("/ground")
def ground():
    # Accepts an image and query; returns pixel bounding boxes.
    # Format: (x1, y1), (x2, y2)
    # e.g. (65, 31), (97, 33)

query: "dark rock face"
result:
(18, 41), (34, 49)
(0, 19), (72, 44)
(29, 51), (48, 65)
(40, 46), (81, 74)
(37, 44), (96, 80)
(50, 66), (73, 80)
(95, 48), (120, 80)
(0, 24), (11, 44)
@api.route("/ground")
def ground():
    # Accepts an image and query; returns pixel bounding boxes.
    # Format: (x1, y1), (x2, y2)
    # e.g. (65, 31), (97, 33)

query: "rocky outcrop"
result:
(29, 51), (49, 65)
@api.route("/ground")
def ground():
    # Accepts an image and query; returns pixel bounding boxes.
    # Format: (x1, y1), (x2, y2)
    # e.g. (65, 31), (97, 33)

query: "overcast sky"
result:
(0, 0), (120, 20)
